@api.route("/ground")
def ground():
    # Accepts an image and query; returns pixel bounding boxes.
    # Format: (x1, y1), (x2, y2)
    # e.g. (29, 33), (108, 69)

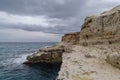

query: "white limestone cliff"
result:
(57, 5), (120, 80)
(25, 5), (120, 80)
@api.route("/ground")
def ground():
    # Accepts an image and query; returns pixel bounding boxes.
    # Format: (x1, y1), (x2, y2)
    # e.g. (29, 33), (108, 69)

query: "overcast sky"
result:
(0, 0), (120, 42)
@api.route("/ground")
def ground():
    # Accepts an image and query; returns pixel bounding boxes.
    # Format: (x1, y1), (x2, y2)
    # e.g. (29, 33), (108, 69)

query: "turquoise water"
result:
(0, 42), (61, 80)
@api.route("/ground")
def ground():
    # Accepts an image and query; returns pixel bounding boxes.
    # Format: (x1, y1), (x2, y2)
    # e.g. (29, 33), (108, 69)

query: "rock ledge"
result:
(24, 43), (72, 64)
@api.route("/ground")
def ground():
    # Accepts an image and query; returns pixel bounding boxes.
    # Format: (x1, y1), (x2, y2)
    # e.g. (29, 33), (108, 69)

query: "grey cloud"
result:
(0, 0), (120, 35)
(0, 23), (79, 34)
(0, 0), (85, 18)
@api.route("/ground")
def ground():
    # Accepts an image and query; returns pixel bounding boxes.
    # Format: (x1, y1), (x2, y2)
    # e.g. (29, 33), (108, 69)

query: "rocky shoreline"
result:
(24, 5), (120, 80)
(24, 43), (72, 64)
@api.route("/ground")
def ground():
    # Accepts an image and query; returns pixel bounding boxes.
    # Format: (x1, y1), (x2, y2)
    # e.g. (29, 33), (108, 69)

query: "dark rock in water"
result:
(24, 52), (63, 64)
(24, 43), (72, 64)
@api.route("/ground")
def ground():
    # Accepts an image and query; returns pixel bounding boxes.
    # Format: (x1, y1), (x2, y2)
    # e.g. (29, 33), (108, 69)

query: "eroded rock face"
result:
(79, 5), (120, 45)
(23, 5), (120, 80)
(78, 5), (120, 69)
(62, 32), (80, 44)
(25, 51), (63, 64)
(24, 43), (72, 64)
(62, 5), (120, 45)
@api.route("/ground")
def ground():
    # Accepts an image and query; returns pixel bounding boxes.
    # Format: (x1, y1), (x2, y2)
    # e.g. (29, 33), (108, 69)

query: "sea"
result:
(0, 42), (61, 80)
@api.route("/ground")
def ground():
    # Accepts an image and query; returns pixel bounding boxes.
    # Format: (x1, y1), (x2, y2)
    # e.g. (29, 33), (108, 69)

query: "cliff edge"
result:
(56, 5), (120, 80)
(24, 5), (120, 80)
(62, 5), (120, 45)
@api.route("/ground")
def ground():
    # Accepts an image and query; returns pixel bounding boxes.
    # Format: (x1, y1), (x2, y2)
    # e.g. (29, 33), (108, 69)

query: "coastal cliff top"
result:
(57, 4), (120, 80)
(57, 44), (120, 80)
(87, 5), (120, 17)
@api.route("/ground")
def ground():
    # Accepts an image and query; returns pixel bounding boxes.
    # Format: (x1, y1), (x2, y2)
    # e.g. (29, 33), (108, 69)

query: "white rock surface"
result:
(56, 44), (120, 80)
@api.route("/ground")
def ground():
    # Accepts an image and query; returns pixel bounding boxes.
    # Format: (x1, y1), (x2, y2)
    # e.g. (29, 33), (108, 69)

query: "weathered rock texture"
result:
(56, 44), (120, 80)
(106, 53), (120, 69)
(24, 43), (72, 64)
(62, 5), (120, 46)
(57, 5), (120, 80)
(24, 5), (120, 80)
(79, 5), (120, 45)
(62, 32), (80, 44)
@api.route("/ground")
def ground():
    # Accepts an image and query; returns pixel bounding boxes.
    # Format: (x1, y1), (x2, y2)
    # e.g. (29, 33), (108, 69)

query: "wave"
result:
(13, 53), (32, 64)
